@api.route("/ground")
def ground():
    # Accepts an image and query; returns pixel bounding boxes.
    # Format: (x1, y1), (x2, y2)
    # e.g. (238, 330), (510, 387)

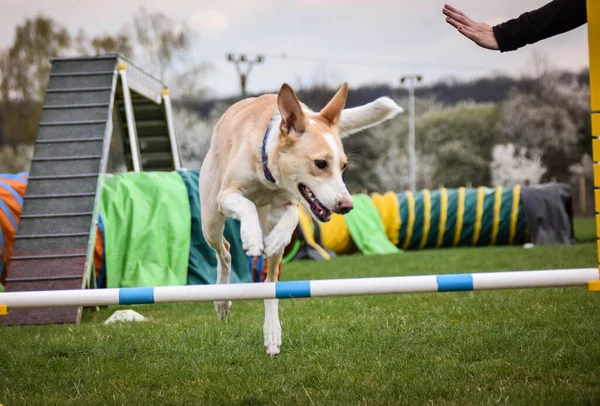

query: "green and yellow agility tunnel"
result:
(287, 186), (530, 261)
(289, 184), (575, 261)
(397, 186), (528, 250)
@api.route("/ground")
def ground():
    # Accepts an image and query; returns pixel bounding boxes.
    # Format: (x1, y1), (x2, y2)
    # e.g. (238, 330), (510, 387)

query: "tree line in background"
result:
(178, 67), (591, 195)
(0, 12), (593, 210)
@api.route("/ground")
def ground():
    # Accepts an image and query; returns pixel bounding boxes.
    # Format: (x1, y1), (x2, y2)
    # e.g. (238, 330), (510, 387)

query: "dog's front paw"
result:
(214, 300), (232, 320)
(265, 326), (281, 357)
(241, 223), (264, 257)
(263, 228), (291, 258)
(264, 313), (282, 357)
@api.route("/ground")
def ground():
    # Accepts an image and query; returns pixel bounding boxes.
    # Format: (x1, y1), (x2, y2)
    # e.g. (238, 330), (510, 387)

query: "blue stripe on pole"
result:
(275, 281), (311, 298)
(436, 274), (474, 292)
(119, 287), (155, 304)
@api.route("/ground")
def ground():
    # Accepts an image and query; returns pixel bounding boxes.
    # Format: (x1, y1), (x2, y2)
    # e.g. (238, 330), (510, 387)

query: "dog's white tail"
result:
(338, 97), (403, 138)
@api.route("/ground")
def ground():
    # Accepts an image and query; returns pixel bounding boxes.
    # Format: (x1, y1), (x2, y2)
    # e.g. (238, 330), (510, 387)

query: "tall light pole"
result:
(226, 53), (265, 98)
(400, 74), (422, 192)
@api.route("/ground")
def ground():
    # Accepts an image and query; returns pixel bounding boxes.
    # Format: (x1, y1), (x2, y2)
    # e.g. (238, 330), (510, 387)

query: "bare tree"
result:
(0, 144), (33, 173)
(0, 16), (72, 145)
(131, 8), (190, 79)
(90, 34), (133, 57)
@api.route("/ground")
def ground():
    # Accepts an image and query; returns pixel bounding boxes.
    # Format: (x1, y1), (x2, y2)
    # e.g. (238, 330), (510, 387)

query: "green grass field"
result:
(575, 217), (597, 243)
(1, 220), (599, 405)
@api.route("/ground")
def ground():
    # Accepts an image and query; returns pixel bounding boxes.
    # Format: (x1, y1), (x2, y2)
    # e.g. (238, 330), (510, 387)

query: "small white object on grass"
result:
(523, 243), (535, 249)
(104, 309), (147, 324)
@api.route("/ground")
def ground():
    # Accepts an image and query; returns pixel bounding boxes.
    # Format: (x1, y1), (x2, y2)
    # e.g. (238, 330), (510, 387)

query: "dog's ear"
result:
(278, 83), (306, 134)
(320, 82), (348, 126)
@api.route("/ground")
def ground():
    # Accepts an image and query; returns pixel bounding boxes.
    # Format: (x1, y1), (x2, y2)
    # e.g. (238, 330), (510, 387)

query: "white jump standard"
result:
(1, 268), (598, 310)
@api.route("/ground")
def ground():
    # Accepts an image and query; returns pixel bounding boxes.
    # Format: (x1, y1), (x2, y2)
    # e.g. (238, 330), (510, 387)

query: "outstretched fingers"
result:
(443, 4), (474, 27)
(442, 3), (500, 51)
(445, 13), (475, 40)
(445, 15), (462, 30)
(444, 4), (465, 17)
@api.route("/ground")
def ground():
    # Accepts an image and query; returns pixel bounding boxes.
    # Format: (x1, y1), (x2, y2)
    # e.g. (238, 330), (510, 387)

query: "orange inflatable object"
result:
(0, 173), (28, 284)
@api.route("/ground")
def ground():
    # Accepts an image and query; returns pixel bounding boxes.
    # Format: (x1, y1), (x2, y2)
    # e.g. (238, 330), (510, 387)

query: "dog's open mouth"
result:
(298, 184), (332, 222)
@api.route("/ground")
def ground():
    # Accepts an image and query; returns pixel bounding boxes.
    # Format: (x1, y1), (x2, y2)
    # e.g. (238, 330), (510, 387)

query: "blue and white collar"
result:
(261, 114), (280, 184)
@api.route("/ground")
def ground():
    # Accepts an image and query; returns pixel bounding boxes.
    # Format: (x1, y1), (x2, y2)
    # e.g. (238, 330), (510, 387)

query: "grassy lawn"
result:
(575, 217), (596, 243)
(1, 229), (599, 404)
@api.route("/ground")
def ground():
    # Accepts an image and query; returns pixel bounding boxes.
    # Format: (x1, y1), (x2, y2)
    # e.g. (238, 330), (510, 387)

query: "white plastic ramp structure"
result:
(2, 55), (182, 326)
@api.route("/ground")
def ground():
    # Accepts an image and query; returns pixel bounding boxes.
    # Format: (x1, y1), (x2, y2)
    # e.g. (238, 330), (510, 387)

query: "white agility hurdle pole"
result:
(0, 268), (598, 310)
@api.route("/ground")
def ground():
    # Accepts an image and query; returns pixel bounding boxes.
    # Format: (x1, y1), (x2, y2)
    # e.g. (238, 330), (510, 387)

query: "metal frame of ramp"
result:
(2, 54), (182, 325)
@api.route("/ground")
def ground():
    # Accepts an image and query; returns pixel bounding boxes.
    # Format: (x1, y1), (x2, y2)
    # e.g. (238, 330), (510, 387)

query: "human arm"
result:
(443, 0), (587, 53)
(491, 0), (587, 52)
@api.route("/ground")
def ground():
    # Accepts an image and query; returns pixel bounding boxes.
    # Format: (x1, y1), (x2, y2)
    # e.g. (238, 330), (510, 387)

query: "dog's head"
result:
(273, 82), (353, 222)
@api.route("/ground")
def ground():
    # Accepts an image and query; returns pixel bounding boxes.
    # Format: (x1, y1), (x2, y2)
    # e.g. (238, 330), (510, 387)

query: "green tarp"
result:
(344, 194), (401, 255)
(178, 170), (251, 285)
(99, 172), (191, 288)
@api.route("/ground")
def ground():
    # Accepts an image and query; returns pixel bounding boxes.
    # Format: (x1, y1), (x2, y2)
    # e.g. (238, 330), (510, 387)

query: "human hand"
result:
(442, 4), (499, 51)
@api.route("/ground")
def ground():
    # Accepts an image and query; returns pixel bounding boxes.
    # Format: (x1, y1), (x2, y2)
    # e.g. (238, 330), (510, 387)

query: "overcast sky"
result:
(0, 0), (590, 98)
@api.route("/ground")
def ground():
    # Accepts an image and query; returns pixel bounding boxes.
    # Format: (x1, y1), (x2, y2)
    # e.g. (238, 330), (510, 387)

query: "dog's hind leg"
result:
(200, 155), (233, 319)
(215, 236), (233, 320)
(202, 213), (232, 320)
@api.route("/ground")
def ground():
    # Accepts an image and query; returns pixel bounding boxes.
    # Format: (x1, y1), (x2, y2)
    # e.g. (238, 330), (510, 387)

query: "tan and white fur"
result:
(199, 83), (402, 356)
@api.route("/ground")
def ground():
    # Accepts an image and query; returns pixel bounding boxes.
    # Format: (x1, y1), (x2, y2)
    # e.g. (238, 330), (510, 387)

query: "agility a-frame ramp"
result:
(1, 55), (182, 325)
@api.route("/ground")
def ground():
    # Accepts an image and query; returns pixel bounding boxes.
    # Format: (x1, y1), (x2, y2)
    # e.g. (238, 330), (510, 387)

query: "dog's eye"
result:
(314, 160), (328, 169)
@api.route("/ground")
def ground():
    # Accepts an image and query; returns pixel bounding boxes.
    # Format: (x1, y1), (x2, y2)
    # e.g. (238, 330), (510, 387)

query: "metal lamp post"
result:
(400, 74), (422, 192)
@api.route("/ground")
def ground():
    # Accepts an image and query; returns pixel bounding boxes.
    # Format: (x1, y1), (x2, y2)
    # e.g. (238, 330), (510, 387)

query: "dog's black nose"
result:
(337, 199), (354, 214)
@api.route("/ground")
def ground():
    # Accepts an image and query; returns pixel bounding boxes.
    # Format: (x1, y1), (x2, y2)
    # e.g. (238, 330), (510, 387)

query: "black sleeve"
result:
(492, 0), (587, 52)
